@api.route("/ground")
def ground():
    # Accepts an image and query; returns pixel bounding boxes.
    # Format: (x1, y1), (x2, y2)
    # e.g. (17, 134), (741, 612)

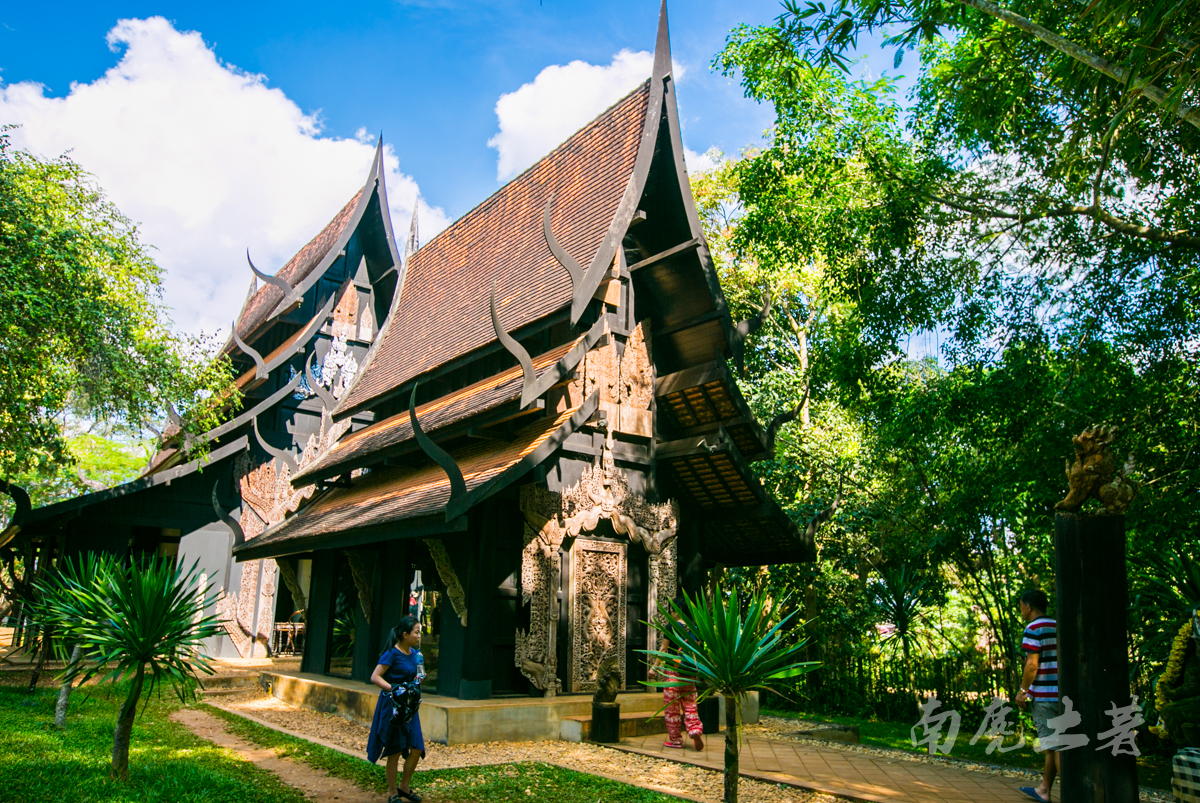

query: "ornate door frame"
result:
(566, 537), (627, 693)
(515, 435), (678, 697)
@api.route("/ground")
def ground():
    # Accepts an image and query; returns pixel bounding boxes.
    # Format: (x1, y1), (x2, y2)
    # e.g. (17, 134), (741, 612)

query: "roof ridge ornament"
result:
(409, 383), (467, 513)
(404, 203), (420, 261)
(247, 250), (303, 310)
(543, 196), (583, 291)
(653, 0), (672, 82)
(231, 322), (268, 380)
(304, 349), (338, 411)
(252, 416), (299, 475)
(212, 472), (246, 547)
(490, 281), (538, 408)
(766, 384), (810, 454)
(555, 0), (673, 326)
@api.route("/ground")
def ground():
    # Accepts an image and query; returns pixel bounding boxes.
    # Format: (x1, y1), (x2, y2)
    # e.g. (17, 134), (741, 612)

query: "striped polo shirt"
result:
(1021, 617), (1058, 700)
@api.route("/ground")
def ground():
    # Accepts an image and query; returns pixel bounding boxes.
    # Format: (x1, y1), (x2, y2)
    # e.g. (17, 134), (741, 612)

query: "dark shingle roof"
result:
(234, 403), (583, 558)
(229, 188), (364, 346)
(293, 335), (583, 483)
(339, 81), (651, 414)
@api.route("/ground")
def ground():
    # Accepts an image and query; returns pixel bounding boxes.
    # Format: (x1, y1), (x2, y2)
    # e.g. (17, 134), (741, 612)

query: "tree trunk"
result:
(54, 645), (83, 728)
(723, 694), (740, 803)
(956, 0), (1200, 131)
(111, 663), (146, 781)
(797, 327), (811, 427)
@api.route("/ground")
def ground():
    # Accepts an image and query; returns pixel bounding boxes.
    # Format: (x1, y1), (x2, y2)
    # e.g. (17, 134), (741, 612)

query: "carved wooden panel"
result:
(569, 538), (627, 693)
(515, 485), (565, 695)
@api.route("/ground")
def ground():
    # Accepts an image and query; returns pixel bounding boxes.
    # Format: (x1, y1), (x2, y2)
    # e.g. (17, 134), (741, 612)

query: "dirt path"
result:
(171, 708), (379, 803)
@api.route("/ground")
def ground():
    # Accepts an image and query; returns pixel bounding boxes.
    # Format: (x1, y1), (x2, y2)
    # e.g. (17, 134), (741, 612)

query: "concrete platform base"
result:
(561, 709), (668, 742)
(259, 671), (759, 746)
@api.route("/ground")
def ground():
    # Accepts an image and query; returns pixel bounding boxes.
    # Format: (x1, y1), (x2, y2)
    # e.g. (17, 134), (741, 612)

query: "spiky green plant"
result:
(642, 589), (818, 803)
(32, 552), (223, 779)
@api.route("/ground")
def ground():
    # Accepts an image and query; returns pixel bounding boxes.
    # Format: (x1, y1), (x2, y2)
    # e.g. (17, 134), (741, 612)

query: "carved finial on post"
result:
(1055, 426), (1137, 514)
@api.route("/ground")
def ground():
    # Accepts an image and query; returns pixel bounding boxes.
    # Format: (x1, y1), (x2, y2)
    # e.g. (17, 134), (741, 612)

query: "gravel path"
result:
(211, 689), (837, 803)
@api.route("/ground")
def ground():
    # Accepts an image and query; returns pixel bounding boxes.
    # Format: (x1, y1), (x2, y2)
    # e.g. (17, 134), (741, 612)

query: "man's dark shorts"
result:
(1030, 699), (1062, 746)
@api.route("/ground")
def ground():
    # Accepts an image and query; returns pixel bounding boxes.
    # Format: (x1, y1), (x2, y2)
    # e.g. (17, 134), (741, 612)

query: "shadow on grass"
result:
(205, 704), (688, 803)
(0, 682), (307, 803)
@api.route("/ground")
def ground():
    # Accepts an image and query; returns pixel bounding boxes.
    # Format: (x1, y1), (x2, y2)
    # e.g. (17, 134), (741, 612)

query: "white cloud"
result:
(684, 146), (720, 175)
(488, 49), (718, 186)
(487, 50), (647, 182)
(0, 17), (448, 337)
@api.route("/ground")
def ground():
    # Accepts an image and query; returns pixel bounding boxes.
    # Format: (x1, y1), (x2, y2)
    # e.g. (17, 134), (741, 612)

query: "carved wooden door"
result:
(567, 538), (627, 693)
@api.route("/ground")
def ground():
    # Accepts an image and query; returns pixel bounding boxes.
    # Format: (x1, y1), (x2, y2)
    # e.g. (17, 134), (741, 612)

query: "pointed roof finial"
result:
(404, 203), (420, 260)
(372, 134), (386, 175)
(653, 0), (671, 81)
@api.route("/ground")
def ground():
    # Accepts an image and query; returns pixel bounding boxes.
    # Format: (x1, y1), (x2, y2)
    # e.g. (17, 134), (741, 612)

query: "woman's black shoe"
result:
(397, 790), (422, 803)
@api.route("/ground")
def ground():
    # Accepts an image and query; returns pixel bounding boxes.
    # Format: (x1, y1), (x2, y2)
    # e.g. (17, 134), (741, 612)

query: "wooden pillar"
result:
(1054, 512), (1138, 802)
(459, 507), (496, 700)
(301, 550), (336, 675)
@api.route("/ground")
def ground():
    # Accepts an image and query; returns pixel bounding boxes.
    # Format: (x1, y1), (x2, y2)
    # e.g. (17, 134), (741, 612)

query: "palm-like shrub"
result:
(642, 589), (818, 803)
(868, 565), (935, 713)
(33, 552), (223, 779)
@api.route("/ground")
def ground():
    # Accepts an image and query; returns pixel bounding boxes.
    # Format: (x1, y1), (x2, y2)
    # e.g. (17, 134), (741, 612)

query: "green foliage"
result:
(702, 0), (1200, 748)
(775, 0), (1200, 142)
(642, 590), (816, 802)
(0, 683), (307, 803)
(0, 130), (237, 486)
(643, 590), (819, 701)
(32, 553), (223, 778)
(717, 2), (1200, 365)
(34, 553), (222, 698)
(205, 705), (686, 802)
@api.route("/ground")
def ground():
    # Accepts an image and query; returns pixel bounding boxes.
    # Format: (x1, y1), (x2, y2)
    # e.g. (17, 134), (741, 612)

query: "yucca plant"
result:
(642, 589), (818, 803)
(868, 564), (936, 714)
(32, 552), (223, 780)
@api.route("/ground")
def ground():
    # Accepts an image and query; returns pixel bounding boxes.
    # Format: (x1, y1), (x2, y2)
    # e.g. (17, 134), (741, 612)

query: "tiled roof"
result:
(235, 404), (582, 558)
(228, 188), (364, 347)
(340, 80), (651, 413)
(293, 335), (583, 483)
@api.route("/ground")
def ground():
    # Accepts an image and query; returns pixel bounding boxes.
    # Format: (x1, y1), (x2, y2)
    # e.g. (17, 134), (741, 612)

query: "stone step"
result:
(198, 687), (250, 697)
(560, 710), (668, 742)
(201, 675), (263, 690)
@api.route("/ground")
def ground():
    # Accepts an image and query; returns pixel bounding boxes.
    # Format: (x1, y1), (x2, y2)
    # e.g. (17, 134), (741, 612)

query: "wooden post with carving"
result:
(1052, 427), (1138, 802)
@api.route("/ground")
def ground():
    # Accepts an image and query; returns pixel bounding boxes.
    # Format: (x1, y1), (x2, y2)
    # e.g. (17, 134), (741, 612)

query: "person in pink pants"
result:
(656, 604), (704, 751)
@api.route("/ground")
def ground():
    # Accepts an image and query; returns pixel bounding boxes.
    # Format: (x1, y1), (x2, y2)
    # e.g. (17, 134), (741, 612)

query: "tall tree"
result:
(0, 132), (234, 491)
(708, 0), (1200, 719)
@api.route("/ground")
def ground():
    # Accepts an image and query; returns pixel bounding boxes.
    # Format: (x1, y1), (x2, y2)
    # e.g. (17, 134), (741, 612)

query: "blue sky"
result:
(1, 1), (906, 335)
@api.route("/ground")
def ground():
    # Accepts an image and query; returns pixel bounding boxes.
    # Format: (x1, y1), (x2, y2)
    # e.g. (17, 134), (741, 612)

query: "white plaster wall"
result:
(179, 522), (241, 659)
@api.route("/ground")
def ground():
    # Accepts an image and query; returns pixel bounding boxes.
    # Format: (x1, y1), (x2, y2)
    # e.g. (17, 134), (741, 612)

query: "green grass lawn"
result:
(762, 707), (1175, 791)
(0, 682), (308, 803)
(0, 672), (685, 803)
(204, 704), (684, 802)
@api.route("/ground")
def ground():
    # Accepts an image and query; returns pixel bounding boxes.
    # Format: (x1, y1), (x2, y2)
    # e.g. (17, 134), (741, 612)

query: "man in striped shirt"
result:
(1016, 589), (1059, 802)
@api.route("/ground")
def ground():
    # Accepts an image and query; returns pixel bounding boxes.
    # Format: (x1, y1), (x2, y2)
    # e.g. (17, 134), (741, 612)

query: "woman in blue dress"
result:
(368, 615), (426, 802)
